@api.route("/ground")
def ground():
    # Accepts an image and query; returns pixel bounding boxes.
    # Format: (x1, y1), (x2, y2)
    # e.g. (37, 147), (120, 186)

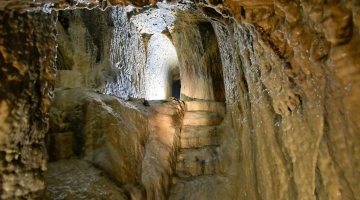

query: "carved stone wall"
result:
(0, 0), (360, 199)
(55, 7), (146, 99)
(171, 10), (226, 101)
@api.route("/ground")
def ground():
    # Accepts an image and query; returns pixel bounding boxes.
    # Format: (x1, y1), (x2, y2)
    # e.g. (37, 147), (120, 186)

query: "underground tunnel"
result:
(1, 0), (360, 199)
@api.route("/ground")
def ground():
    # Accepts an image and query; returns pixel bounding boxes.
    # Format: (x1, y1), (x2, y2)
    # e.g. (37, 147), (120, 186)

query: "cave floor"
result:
(45, 158), (128, 200)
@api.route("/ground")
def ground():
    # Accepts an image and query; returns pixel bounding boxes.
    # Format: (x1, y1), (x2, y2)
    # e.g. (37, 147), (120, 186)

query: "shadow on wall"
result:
(171, 17), (226, 101)
(172, 80), (181, 99)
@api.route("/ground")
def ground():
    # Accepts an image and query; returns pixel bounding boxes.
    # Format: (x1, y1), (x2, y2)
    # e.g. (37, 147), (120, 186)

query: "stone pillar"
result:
(0, 10), (57, 199)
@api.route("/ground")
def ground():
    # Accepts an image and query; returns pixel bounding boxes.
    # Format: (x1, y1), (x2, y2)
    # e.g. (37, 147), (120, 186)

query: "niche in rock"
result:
(172, 19), (226, 101)
(145, 33), (181, 100)
(172, 80), (181, 99)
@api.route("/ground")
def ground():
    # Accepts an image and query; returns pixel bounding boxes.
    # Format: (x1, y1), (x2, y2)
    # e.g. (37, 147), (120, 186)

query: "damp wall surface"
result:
(1, 0), (360, 199)
(212, 8), (360, 199)
(0, 10), (57, 199)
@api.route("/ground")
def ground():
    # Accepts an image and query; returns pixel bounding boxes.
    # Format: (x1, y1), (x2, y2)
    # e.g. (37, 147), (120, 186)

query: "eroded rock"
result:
(0, 10), (57, 199)
(1, 0), (360, 199)
(49, 88), (149, 186)
(46, 88), (185, 199)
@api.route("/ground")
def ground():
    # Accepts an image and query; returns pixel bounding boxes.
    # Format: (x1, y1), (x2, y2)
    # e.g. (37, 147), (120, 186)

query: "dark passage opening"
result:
(172, 80), (181, 100)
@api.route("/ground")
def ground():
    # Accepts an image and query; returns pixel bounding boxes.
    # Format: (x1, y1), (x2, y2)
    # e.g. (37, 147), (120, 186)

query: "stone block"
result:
(176, 147), (222, 177)
(185, 101), (226, 115)
(180, 126), (219, 148)
(183, 111), (223, 126)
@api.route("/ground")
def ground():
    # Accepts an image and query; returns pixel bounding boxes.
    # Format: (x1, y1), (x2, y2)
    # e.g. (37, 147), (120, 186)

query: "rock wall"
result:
(212, 1), (360, 198)
(107, 7), (147, 98)
(1, 0), (360, 199)
(55, 5), (227, 102)
(49, 88), (149, 186)
(141, 98), (185, 199)
(46, 88), (185, 199)
(0, 10), (57, 199)
(55, 7), (146, 99)
(171, 10), (226, 101)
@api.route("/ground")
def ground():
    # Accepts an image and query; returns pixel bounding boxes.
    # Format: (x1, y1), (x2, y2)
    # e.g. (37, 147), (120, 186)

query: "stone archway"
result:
(145, 33), (180, 100)
(171, 14), (226, 101)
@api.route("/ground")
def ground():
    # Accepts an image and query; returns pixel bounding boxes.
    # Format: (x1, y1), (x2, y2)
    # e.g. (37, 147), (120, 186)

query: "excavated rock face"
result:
(210, 1), (360, 198)
(48, 88), (149, 185)
(141, 98), (185, 199)
(0, 10), (57, 199)
(46, 88), (185, 199)
(1, 0), (360, 200)
(55, 7), (146, 99)
(171, 10), (226, 101)
(54, 5), (226, 101)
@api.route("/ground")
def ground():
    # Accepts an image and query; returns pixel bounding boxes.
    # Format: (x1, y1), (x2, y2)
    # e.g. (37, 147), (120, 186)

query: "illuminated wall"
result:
(145, 33), (180, 100)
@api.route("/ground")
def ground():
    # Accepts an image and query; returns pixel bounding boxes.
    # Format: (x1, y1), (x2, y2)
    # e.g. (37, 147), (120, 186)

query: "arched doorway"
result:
(171, 17), (226, 101)
(145, 33), (181, 100)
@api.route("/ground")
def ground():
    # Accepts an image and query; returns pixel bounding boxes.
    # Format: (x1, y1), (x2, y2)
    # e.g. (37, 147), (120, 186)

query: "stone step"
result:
(176, 147), (222, 178)
(180, 126), (219, 148)
(185, 101), (225, 115)
(183, 111), (223, 126)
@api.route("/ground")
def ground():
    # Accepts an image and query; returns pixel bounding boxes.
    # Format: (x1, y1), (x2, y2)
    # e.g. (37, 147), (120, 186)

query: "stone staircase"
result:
(176, 100), (226, 178)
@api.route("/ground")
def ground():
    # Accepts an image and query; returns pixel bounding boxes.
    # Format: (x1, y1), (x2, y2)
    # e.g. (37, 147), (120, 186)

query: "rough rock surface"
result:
(55, 7), (146, 99)
(46, 88), (185, 199)
(141, 97), (185, 199)
(45, 159), (128, 200)
(1, 0), (360, 199)
(54, 5), (227, 101)
(170, 111), (239, 200)
(171, 10), (226, 101)
(48, 88), (149, 186)
(0, 10), (57, 199)
(212, 7), (360, 199)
